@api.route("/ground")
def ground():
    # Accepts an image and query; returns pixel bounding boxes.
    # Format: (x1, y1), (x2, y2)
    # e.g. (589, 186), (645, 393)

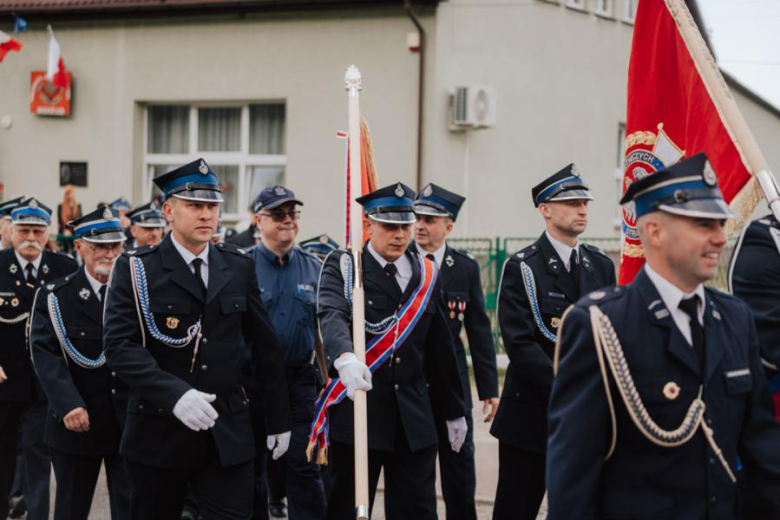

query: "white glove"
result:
(334, 353), (372, 400)
(172, 390), (219, 431)
(267, 431), (292, 460)
(446, 416), (468, 453)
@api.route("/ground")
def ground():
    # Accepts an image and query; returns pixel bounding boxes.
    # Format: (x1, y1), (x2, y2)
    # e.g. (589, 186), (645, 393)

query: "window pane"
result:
(150, 164), (178, 201)
(198, 108), (241, 152)
(248, 166), (285, 208)
(148, 106), (189, 154)
(250, 104), (286, 155)
(214, 165), (240, 214)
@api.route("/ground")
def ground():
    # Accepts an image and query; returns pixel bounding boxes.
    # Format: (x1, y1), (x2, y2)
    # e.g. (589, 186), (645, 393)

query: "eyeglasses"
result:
(260, 210), (301, 222)
(90, 243), (125, 254)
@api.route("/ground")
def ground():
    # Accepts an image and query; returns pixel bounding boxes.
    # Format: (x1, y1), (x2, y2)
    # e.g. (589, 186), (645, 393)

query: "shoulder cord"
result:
(589, 305), (736, 483)
(340, 253), (397, 335)
(519, 261), (557, 342)
(129, 256), (203, 373)
(47, 292), (105, 369)
(0, 311), (30, 325)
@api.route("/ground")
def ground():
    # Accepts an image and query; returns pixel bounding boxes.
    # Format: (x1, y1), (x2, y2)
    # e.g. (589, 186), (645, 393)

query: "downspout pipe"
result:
(405, 0), (425, 191)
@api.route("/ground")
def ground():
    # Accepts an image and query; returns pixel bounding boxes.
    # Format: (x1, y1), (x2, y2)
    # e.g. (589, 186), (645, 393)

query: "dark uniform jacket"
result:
(729, 214), (780, 381)
(317, 246), (467, 453)
(103, 235), (290, 469)
(30, 266), (127, 455)
(491, 232), (615, 453)
(547, 270), (780, 520)
(0, 248), (78, 403)
(228, 225), (257, 249)
(414, 243), (498, 409)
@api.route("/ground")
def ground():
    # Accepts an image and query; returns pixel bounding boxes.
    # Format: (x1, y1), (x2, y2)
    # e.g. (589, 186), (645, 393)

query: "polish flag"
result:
(47, 26), (68, 88)
(0, 30), (22, 63)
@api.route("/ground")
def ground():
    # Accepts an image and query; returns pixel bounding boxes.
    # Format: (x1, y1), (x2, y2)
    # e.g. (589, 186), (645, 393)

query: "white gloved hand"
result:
(267, 431), (292, 460)
(446, 416), (468, 453)
(172, 390), (219, 431)
(334, 353), (372, 400)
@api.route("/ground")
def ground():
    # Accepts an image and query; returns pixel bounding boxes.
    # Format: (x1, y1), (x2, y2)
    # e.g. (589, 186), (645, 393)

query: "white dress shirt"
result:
(415, 242), (446, 267)
(84, 268), (107, 301)
(367, 241), (412, 293)
(14, 250), (42, 280)
(170, 234), (210, 288)
(644, 263), (705, 347)
(545, 231), (579, 272)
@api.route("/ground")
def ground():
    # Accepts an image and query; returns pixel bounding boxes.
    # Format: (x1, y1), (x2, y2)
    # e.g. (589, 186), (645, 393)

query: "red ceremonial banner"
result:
(619, 0), (759, 284)
(30, 71), (72, 117)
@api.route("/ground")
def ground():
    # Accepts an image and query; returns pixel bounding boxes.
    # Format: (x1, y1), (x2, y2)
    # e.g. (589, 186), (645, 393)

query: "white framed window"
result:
(143, 102), (287, 221)
(620, 0), (639, 24)
(593, 0), (614, 18)
(564, 0), (586, 11)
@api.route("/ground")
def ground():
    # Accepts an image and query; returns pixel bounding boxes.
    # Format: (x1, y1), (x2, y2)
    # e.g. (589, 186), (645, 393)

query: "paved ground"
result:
(11, 359), (551, 519)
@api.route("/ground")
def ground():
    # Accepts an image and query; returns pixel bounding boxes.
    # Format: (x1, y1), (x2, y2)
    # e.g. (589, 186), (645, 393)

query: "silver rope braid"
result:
(47, 292), (105, 369)
(520, 262), (557, 342)
(589, 305), (736, 483)
(0, 312), (30, 325)
(340, 253), (397, 335)
(129, 256), (203, 372)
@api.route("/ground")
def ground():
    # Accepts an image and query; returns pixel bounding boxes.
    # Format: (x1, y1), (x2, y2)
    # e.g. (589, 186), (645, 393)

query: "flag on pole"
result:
(618, 0), (764, 284)
(344, 116), (380, 247)
(13, 14), (28, 33)
(47, 25), (68, 89)
(0, 30), (22, 63)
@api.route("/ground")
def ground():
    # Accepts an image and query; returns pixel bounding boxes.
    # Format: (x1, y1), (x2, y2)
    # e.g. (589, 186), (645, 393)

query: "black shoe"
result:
(269, 500), (287, 518)
(9, 494), (27, 519)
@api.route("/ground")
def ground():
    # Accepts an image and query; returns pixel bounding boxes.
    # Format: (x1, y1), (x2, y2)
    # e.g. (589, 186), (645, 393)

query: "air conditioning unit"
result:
(449, 85), (497, 130)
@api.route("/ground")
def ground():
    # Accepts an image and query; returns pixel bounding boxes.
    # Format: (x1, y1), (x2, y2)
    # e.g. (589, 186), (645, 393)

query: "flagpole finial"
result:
(345, 65), (362, 94)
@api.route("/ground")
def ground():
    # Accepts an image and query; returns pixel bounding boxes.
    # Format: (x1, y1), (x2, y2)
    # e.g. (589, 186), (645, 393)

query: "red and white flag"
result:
(0, 30), (22, 63)
(47, 25), (68, 88)
(618, 0), (766, 284)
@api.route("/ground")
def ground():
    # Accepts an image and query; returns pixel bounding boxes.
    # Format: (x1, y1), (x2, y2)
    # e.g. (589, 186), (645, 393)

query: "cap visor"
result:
(368, 212), (416, 224)
(658, 199), (735, 220)
(12, 218), (49, 227)
(547, 189), (594, 203)
(413, 204), (451, 218)
(80, 231), (128, 243)
(172, 190), (224, 203)
(133, 220), (167, 228)
(264, 197), (303, 210)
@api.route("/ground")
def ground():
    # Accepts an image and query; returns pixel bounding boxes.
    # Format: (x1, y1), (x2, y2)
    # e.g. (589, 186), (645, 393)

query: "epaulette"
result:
(452, 248), (479, 264)
(579, 285), (624, 307)
(582, 243), (610, 259)
(124, 244), (156, 257)
(43, 275), (73, 294)
(755, 214), (779, 229)
(512, 243), (540, 262)
(216, 242), (251, 258)
(51, 250), (76, 261)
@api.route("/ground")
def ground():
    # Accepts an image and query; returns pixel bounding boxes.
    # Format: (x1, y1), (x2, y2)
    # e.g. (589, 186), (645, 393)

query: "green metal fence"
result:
(448, 236), (737, 351)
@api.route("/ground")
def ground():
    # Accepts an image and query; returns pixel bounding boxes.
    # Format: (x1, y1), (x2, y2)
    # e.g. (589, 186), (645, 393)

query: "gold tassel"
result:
(317, 446), (329, 466)
(360, 116), (380, 191)
(305, 442), (315, 463)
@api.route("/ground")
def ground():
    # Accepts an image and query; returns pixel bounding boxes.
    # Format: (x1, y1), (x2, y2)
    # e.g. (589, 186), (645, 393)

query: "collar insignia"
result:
(42, 264), (49, 274)
(9, 264), (17, 274)
(445, 255), (454, 267)
(79, 288), (90, 300)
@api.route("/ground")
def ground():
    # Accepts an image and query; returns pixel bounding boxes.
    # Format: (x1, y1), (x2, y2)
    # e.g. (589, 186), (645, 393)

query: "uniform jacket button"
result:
(111, 389), (116, 395)
(395, 357), (401, 364)
(394, 384), (399, 390)
(202, 338), (208, 345)
(139, 404), (145, 409)
(201, 364), (208, 372)
(111, 371), (116, 377)
(157, 408), (163, 413)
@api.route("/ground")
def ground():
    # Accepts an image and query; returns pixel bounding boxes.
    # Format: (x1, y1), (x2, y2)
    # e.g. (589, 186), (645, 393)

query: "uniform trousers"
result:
(326, 425), (438, 520)
(0, 401), (51, 520)
(50, 448), (130, 520)
(435, 410), (477, 520)
(492, 442), (546, 520)
(123, 436), (254, 520)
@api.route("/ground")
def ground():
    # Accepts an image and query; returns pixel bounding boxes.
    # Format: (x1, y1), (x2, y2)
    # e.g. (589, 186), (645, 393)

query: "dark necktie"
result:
(99, 284), (107, 303)
(679, 296), (705, 373)
(569, 249), (579, 286)
(191, 258), (207, 297)
(25, 263), (37, 289)
(426, 253), (436, 265)
(384, 263), (403, 298)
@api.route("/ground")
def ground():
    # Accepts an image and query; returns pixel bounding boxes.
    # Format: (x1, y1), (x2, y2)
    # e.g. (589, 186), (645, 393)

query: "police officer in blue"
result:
(250, 185), (327, 520)
(728, 211), (780, 518)
(0, 197), (78, 520)
(412, 183), (498, 520)
(548, 153), (780, 519)
(491, 164), (616, 520)
(317, 182), (467, 520)
(30, 206), (130, 520)
(103, 158), (291, 520)
(126, 201), (166, 249)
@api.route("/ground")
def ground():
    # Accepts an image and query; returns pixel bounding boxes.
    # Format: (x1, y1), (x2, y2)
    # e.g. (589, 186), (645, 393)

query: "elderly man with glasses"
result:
(249, 185), (328, 520)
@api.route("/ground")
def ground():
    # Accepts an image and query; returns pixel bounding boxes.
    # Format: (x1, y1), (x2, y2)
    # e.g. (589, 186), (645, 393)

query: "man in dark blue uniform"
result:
(317, 182), (467, 520)
(126, 201), (166, 249)
(0, 197), (79, 520)
(30, 206), (130, 520)
(490, 164), (615, 520)
(250, 185), (327, 520)
(103, 158), (291, 520)
(728, 211), (780, 518)
(412, 183), (498, 520)
(548, 153), (780, 519)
